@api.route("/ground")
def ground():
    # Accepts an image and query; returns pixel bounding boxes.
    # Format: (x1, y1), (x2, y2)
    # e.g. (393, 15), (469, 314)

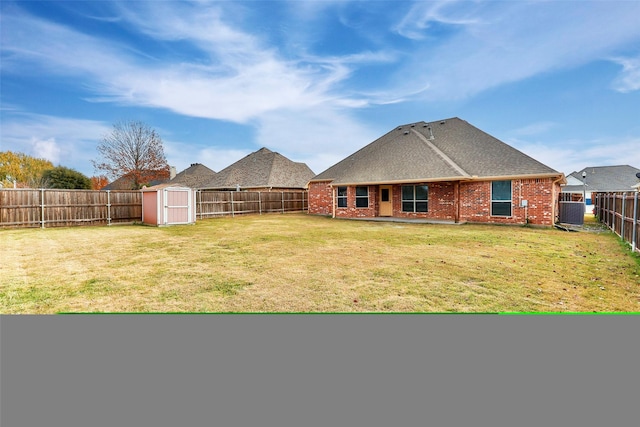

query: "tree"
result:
(0, 151), (54, 188)
(90, 175), (110, 190)
(42, 166), (92, 189)
(92, 120), (170, 190)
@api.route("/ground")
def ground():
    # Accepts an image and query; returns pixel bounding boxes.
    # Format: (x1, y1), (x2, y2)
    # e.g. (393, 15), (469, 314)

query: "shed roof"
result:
(140, 183), (194, 191)
(311, 117), (562, 185)
(201, 147), (315, 189)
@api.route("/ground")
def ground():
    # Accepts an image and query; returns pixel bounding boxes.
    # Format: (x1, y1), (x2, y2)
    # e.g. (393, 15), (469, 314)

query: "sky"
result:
(1, 0), (640, 180)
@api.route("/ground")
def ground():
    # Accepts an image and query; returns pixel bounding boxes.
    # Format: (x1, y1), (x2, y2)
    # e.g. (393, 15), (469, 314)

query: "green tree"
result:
(92, 120), (170, 190)
(42, 166), (92, 189)
(0, 151), (54, 188)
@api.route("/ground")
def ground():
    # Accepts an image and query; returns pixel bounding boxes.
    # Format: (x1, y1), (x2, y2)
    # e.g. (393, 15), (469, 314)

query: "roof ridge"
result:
(265, 151), (280, 185)
(410, 128), (471, 177)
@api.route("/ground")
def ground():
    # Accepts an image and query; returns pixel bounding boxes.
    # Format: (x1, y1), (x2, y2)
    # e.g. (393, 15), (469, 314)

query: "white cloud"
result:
(393, 0), (481, 41)
(254, 107), (380, 174)
(611, 55), (640, 93)
(391, 1), (640, 100)
(1, 3), (386, 123)
(0, 112), (111, 175)
(30, 137), (61, 165)
(163, 141), (251, 174)
(508, 136), (640, 176)
(510, 122), (558, 137)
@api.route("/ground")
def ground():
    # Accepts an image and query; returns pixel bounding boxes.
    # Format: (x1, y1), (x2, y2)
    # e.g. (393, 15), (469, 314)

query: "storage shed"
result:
(141, 184), (196, 226)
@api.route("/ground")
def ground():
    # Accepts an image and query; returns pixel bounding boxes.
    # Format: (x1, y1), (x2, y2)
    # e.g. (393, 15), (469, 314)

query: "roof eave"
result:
(323, 172), (565, 187)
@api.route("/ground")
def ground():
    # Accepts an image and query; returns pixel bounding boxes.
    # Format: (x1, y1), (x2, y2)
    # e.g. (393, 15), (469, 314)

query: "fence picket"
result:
(594, 191), (640, 254)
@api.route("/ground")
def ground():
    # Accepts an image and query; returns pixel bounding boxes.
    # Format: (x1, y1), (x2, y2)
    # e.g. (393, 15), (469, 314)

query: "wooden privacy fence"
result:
(196, 190), (307, 218)
(593, 192), (640, 253)
(0, 189), (142, 228)
(0, 189), (308, 228)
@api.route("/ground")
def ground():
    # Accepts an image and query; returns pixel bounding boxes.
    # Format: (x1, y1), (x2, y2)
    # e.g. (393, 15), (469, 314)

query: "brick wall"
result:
(308, 181), (333, 215)
(459, 178), (558, 226)
(308, 178), (560, 225)
(393, 182), (457, 220)
(334, 185), (377, 218)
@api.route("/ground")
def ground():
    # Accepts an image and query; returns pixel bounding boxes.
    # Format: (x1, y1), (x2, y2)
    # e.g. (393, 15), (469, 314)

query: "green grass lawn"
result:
(1, 213), (639, 313)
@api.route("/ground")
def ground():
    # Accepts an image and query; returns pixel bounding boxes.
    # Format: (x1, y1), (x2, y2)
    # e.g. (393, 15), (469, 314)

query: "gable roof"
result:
(102, 173), (168, 190)
(201, 147), (315, 190)
(311, 117), (562, 185)
(566, 165), (640, 192)
(169, 163), (216, 188)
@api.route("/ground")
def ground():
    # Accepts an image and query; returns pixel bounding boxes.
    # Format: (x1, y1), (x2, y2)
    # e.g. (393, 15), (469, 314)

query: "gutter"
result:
(326, 173), (566, 188)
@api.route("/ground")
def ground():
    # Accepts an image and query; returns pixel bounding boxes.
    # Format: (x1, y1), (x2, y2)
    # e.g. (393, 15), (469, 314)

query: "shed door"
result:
(164, 188), (192, 224)
(379, 185), (393, 217)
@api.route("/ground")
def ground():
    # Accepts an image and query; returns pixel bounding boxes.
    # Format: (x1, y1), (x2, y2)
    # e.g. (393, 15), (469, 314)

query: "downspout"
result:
(454, 181), (460, 223)
(332, 186), (336, 218)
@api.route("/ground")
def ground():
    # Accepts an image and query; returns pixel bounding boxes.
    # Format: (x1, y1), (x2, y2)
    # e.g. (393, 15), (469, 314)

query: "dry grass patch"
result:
(1, 213), (639, 313)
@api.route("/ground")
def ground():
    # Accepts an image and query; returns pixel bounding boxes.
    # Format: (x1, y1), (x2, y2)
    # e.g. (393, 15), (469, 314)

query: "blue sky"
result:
(1, 0), (639, 179)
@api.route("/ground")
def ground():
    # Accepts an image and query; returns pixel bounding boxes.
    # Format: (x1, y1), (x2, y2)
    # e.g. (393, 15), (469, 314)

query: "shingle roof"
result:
(201, 147), (315, 190)
(102, 173), (168, 190)
(311, 117), (561, 185)
(170, 163), (216, 189)
(566, 165), (640, 192)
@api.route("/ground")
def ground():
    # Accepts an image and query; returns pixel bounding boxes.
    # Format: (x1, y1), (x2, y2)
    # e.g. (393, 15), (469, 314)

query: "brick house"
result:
(308, 118), (565, 226)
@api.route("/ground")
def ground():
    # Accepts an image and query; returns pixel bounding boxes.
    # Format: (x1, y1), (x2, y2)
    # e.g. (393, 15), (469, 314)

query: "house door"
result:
(379, 185), (393, 216)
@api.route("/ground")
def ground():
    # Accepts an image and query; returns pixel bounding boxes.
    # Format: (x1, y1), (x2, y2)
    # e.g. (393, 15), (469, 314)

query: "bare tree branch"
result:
(93, 121), (170, 189)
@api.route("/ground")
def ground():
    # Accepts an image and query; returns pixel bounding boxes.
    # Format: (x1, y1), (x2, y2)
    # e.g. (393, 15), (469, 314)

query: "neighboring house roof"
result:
(564, 165), (640, 193)
(102, 173), (168, 190)
(311, 117), (562, 185)
(169, 163), (217, 189)
(201, 147), (315, 190)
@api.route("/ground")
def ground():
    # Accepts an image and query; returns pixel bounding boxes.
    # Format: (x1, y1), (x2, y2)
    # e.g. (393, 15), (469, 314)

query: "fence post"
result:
(621, 193), (626, 240)
(282, 191), (285, 213)
(40, 188), (45, 229)
(197, 190), (201, 220)
(230, 191), (234, 217)
(106, 190), (112, 226)
(259, 191), (262, 215)
(633, 191), (638, 253)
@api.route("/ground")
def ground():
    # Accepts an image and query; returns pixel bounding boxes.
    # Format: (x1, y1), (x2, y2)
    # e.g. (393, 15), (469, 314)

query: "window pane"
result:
(356, 197), (369, 208)
(402, 202), (413, 212)
(416, 202), (428, 212)
(492, 201), (511, 216)
(356, 186), (368, 197)
(337, 186), (347, 197)
(337, 198), (347, 208)
(401, 185), (413, 200)
(492, 181), (511, 201)
(415, 185), (428, 200)
(381, 188), (390, 202)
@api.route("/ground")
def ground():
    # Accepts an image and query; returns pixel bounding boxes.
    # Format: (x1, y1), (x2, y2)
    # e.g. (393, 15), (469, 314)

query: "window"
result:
(401, 185), (428, 213)
(355, 186), (369, 208)
(381, 188), (390, 202)
(491, 180), (512, 216)
(337, 186), (347, 208)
